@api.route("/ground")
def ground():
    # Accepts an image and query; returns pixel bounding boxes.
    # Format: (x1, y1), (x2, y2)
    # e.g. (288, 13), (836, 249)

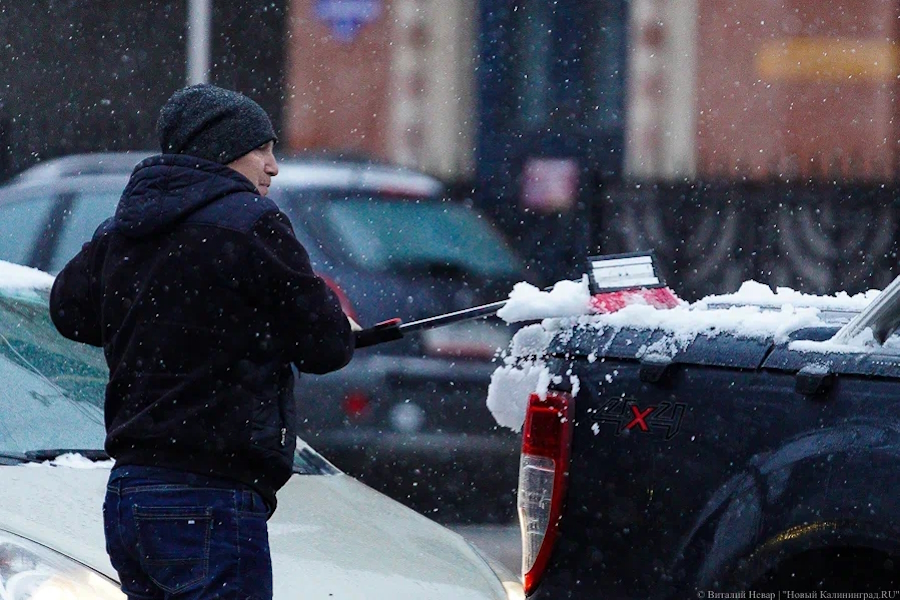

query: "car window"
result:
(277, 191), (524, 277)
(47, 191), (120, 274)
(323, 199), (523, 276)
(0, 196), (56, 267)
(0, 287), (337, 474)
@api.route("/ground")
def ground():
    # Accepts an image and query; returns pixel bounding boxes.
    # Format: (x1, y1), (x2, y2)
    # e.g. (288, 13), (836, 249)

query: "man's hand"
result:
(348, 316), (363, 332)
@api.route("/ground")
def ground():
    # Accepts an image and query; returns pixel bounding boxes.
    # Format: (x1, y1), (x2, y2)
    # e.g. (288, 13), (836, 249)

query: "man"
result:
(50, 84), (357, 599)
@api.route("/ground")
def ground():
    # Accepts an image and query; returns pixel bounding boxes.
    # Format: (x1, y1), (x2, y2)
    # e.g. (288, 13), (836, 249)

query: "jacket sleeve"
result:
(246, 210), (354, 374)
(49, 238), (103, 347)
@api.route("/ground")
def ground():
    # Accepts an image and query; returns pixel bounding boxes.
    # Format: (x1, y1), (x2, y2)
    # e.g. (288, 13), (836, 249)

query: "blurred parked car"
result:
(0, 152), (532, 522)
(0, 260), (522, 598)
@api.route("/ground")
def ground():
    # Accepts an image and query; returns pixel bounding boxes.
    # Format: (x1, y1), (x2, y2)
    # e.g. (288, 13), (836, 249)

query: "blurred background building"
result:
(0, 0), (480, 182)
(2, 0), (900, 296)
(0, 0), (627, 185)
(626, 0), (899, 182)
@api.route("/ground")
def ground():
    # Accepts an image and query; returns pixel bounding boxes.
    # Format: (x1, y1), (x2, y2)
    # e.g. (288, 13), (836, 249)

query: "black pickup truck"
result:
(507, 276), (900, 598)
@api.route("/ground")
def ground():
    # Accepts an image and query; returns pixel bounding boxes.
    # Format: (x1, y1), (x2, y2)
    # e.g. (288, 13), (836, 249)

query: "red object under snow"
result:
(589, 286), (681, 314)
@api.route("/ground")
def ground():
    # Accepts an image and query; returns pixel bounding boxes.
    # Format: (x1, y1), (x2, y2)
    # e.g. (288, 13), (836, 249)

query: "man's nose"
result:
(267, 160), (279, 176)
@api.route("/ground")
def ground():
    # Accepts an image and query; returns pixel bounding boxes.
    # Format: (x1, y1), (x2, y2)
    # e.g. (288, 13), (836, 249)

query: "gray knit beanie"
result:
(157, 84), (277, 165)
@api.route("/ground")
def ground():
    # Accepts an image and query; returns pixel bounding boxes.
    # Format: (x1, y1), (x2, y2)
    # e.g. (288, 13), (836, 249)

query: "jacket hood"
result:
(113, 154), (258, 238)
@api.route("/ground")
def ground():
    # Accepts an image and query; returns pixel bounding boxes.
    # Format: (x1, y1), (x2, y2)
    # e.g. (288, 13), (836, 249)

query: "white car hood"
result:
(0, 464), (518, 599)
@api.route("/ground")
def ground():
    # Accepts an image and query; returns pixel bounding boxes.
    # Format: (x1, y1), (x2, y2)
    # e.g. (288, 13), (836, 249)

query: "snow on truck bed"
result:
(487, 278), (884, 432)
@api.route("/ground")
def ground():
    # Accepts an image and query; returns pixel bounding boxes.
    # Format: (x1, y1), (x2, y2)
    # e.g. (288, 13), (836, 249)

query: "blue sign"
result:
(315, 0), (382, 43)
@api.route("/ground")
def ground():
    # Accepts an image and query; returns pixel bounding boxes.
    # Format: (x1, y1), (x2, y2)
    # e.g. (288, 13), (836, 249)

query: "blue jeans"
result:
(104, 466), (273, 600)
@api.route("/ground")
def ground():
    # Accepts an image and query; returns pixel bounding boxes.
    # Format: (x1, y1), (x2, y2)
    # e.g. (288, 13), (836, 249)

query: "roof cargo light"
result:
(518, 391), (573, 596)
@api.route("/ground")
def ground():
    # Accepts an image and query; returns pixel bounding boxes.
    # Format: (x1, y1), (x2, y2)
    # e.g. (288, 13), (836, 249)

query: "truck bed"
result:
(524, 315), (900, 597)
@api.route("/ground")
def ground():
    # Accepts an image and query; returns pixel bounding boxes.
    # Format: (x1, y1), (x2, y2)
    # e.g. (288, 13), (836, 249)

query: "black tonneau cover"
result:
(550, 320), (900, 379)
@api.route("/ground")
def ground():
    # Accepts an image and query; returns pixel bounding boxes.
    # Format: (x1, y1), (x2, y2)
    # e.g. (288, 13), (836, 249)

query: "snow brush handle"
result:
(354, 318), (404, 348)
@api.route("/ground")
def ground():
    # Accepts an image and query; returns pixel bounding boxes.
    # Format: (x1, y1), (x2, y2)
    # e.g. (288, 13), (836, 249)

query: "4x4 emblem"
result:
(595, 398), (687, 440)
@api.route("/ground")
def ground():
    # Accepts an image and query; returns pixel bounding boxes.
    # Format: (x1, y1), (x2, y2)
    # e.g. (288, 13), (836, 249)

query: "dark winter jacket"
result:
(49, 154), (355, 510)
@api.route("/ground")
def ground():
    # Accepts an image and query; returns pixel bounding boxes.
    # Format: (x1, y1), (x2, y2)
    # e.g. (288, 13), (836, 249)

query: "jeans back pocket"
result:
(134, 505), (213, 594)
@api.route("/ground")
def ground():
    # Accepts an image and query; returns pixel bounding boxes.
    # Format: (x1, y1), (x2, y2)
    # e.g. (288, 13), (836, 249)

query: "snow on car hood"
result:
(487, 279), (883, 432)
(0, 261), (54, 302)
(0, 261), (54, 290)
(0, 463), (515, 599)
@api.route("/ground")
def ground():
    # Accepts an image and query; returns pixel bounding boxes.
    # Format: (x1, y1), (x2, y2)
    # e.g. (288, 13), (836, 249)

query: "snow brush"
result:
(354, 252), (680, 349)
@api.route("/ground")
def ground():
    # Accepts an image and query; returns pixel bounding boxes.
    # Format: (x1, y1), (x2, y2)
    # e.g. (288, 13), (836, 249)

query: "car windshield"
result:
(0, 288), (107, 454)
(0, 286), (333, 474)
(276, 191), (524, 278)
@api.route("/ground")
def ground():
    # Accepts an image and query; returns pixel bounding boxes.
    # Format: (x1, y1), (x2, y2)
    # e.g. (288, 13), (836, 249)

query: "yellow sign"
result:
(756, 37), (898, 81)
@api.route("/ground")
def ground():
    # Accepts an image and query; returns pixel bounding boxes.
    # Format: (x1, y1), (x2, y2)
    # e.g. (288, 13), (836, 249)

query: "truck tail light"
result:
(341, 391), (370, 421)
(518, 390), (573, 596)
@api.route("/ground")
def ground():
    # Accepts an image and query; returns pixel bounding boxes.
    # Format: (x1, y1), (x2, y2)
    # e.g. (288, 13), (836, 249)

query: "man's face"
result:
(226, 141), (279, 196)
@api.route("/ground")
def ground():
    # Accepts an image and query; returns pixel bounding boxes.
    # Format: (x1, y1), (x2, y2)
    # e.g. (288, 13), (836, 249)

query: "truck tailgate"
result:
(534, 324), (900, 598)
